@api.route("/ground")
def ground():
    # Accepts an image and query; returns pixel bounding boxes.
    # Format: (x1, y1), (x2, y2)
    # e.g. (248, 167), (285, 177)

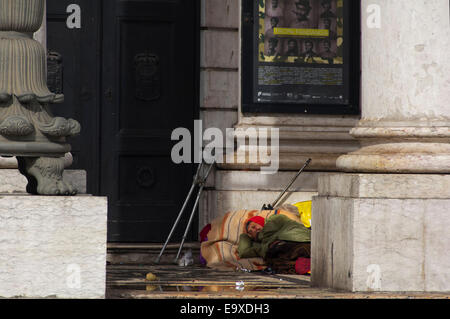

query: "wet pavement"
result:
(105, 263), (450, 299)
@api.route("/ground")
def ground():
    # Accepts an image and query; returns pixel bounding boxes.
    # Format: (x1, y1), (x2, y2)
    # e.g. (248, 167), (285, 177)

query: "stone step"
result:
(107, 242), (201, 265)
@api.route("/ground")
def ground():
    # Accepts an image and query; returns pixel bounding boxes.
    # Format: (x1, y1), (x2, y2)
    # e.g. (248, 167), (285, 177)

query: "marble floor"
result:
(105, 263), (450, 299)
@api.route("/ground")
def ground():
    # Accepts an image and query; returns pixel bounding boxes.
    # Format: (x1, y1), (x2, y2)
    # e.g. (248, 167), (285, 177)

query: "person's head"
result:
(305, 40), (314, 51)
(270, 16), (279, 28)
(268, 38), (279, 51)
(322, 39), (331, 51)
(294, 0), (311, 19)
(321, 0), (332, 11)
(245, 216), (265, 240)
(287, 39), (298, 52)
(323, 18), (331, 29)
(271, 0), (279, 8)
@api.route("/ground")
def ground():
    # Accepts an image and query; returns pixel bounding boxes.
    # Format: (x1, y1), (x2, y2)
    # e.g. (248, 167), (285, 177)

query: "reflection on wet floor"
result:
(108, 284), (291, 293)
(106, 263), (450, 299)
(106, 263), (312, 298)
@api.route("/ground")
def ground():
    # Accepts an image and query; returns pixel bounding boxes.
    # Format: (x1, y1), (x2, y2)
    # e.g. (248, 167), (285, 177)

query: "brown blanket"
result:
(200, 209), (302, 271)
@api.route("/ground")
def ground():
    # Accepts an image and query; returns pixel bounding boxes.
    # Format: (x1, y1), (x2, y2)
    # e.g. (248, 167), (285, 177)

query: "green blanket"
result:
(237, 214), (311, 259)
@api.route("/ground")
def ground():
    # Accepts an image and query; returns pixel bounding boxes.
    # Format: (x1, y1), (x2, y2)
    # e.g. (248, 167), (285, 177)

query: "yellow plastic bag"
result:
(293, 201), (312, 228)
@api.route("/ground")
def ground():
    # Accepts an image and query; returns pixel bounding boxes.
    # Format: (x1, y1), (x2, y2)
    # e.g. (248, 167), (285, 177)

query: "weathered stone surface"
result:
(200, 70), (238, 109)
(219, 118), (360, 171)
(214, 170), (320, 192)
(312, 174), (450, 292)
(318, 173), (450, 199)
(200, 30), (238, 69)
(0, 153), (74, 169)
(0, 169), (86, 194)
(201, 0), (239, 29)
(200, 109), (238, 138)
(360, 1), (450, 122)
(0, 195), (107, 298)
(338, 1), (450, 173)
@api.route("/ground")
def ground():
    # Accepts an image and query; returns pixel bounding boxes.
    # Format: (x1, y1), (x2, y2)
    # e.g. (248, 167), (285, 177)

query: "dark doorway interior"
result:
(47, 0), (200, 243)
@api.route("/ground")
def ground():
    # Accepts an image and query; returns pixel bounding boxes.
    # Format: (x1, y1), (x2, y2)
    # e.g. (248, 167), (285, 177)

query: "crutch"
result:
(261, 158), (312, 210)
(155, 160), (215, 264)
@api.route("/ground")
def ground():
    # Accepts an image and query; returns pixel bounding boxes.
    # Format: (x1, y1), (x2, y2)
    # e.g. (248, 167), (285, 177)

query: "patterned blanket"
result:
(200, 209), (302, 271)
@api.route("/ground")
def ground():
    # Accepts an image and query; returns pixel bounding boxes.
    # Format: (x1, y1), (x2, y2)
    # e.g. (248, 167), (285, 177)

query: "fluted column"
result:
(337, 0), (450, 173)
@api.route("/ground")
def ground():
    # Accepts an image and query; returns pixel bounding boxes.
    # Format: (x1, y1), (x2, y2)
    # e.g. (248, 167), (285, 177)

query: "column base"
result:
(311, 173), (450, 292)
(336, 121), (450, 173)
(337, 143), (450, 173)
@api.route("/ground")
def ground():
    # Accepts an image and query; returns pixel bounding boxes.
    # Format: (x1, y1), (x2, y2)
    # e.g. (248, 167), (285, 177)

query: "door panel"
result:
(46, 0), (101, 194)
(102, 0), (199, 242)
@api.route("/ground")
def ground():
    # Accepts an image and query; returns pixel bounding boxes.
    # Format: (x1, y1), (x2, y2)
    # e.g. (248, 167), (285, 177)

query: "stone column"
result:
(312, 0), (450, 292)
(337, 0), (450, 173)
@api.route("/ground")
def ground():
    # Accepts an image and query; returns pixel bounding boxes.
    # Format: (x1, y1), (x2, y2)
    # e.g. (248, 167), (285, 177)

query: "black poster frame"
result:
(242, 0), (360, 115)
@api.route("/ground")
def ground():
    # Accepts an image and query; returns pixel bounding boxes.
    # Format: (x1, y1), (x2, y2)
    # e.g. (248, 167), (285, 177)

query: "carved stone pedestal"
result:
(0, 0), (80, 195)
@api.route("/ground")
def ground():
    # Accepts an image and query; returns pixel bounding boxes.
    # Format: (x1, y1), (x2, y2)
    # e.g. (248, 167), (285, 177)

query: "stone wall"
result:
(200, 0), (239, 132)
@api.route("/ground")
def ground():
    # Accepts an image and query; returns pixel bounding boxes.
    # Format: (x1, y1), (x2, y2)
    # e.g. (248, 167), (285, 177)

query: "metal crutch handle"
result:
(262, 158), (312, 210)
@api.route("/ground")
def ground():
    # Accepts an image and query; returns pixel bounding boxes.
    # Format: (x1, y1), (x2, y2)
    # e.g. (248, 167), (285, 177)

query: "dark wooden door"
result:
(46, 0), (101, 194)
(101, 0), (199, 242)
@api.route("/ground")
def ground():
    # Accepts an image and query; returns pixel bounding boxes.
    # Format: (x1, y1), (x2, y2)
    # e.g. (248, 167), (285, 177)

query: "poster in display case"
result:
(242, 0), (360, 114)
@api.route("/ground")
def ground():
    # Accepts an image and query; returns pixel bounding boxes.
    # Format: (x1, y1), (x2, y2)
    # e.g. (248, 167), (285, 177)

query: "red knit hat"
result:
(247, 216), (265, 227)
(295, 257), (311, 275)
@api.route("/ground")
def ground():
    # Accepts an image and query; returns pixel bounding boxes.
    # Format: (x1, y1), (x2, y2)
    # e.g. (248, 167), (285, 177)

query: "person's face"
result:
(288, 40), (297, 51)
(269, 40), (277, 50)
(305, 42), (313, 51)
(323, 19), (331, 29)
(270, 17), (278, 28)
(247, 222), (263, 240)
(323, 41), (330, 50)
(322, 2), (331, 11)
(272, 0), (279, 8)
(295, 4), (309, 18)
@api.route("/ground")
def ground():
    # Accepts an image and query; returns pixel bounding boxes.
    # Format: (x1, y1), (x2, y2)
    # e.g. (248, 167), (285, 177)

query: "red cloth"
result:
(295, 257), (311, 275)
(199, 224), (211, 242)
(199, 224), (212, 266)
(247, 216), (265, 227)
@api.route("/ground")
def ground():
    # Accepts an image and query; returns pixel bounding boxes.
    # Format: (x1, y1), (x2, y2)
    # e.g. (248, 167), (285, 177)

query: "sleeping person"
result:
(237, 214), (311, 274)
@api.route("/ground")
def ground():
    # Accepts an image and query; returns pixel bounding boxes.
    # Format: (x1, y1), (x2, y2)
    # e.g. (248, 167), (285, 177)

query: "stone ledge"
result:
(214, 170), (322, 191)
(0, 194), (107, 298)
(107, 242), (201, 265)
(318, 173), (450, 199)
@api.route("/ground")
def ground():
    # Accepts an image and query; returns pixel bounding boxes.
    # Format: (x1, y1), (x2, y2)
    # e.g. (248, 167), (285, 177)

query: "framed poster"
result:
(242, 0), (360, 114)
